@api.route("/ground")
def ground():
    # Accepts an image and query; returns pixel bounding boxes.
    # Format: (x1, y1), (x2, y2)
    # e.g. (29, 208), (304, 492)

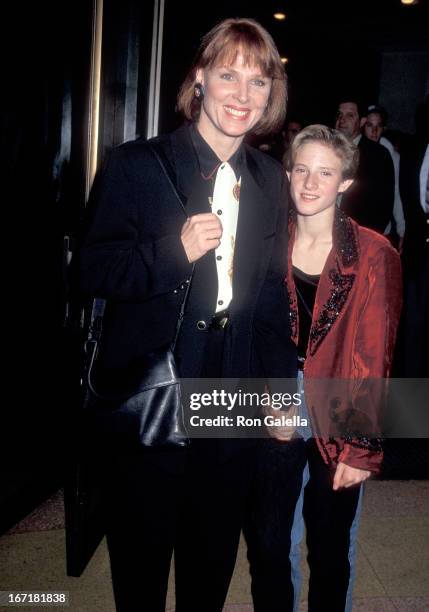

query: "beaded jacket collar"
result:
(287, 208), (359, 357)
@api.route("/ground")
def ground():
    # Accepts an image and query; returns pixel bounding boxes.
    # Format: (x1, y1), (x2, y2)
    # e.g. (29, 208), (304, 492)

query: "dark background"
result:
(160, 0), (429, 133)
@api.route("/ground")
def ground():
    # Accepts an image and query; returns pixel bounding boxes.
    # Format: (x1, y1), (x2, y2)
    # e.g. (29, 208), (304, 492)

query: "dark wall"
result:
(1, 0), (94, 532)
(379, 50), (429, 133)
(98, 0), (154, 157)
(159, 0), (429, 134)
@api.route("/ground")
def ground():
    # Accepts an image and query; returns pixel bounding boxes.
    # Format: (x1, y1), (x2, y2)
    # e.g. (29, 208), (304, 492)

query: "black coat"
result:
(397, 137), (429, 376)
(400, 137), (429, 275)
(340, 135), (394, 233)
(80, 124), (296, 384)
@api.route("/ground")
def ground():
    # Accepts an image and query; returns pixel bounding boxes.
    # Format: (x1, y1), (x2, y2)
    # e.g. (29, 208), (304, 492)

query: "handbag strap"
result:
(87, 297), (106, 342)
(148, 140), (187, 216)
(84, 297), (106, 398)
(85, 140), (195, 372)
(147, 140), (195, 351)
(171, 262), (195, 352)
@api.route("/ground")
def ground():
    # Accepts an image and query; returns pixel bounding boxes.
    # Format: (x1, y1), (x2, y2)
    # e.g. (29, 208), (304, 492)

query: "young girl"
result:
(246, 125), (402, 612)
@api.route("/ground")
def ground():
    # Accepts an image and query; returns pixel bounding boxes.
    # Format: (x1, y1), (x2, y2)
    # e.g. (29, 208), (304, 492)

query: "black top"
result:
(292, 265), (320, 363)
(190, 124), (242, 183)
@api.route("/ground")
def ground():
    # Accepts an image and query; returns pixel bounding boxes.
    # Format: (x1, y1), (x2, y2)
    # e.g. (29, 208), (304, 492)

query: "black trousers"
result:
(105, 326), (255, 612)
(304, 440), (362, 612)
(105, 444), (255, 612)
(245, 438), (362, 612)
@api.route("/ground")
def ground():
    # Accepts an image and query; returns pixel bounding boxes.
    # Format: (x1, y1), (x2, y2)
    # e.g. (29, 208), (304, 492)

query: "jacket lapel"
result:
(309, 211), (358, 356)
(287, 221), (299, 344)
(308, 259), (355, 356)
(288, 210), (358, 357)
(167, 124), (200, 203)
(230, 147), (278, 315)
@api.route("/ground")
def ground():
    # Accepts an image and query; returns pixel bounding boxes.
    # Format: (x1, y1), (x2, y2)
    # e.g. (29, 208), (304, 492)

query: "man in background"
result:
(362, 104), (405, 250)
(281, 118), (303, 167)
(335, 97), (394, 233)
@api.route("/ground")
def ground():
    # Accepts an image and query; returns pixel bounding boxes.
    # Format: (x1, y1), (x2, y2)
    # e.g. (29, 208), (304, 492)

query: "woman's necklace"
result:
(200, 162), (222, 181)
(295, 283), (314, 320)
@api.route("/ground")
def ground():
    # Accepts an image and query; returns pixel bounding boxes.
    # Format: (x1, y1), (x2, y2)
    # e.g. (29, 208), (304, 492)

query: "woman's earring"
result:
(194, 82), (205, 99)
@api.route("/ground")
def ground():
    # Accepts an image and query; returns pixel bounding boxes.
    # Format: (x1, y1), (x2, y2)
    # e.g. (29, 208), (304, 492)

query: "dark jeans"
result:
(304, 440), (363, 612)
(244, 437), (307, 612)
(245, 438), (363, 612)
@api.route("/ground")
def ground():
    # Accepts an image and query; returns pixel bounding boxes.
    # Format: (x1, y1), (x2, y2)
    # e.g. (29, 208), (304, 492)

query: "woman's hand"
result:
(268, 422), (296, 441)
(263, 406), (297, 442)
(181, 213), (223, 263)
(333, 462), (371, 490)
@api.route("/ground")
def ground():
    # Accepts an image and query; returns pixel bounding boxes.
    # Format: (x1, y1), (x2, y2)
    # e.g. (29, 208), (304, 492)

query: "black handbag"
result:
(83, 268), (193, 448)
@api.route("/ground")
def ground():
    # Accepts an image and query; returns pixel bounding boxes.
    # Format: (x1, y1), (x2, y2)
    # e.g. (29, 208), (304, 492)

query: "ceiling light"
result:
(401, 0), (418, 4)
(281, 57), (289, 64)
(274, 12), (286, 20)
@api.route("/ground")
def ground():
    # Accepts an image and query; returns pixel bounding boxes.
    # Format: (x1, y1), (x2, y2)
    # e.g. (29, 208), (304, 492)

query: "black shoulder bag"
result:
(84, 275), (193, 449)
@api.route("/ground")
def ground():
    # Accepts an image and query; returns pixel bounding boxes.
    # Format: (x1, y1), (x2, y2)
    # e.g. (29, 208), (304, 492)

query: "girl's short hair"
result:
(286, 124), (359, 179)
(177, 18), (287, 135)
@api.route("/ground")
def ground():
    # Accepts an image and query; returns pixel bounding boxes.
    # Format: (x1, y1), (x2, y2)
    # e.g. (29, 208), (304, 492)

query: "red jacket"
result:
(287, 210), (402, 473)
